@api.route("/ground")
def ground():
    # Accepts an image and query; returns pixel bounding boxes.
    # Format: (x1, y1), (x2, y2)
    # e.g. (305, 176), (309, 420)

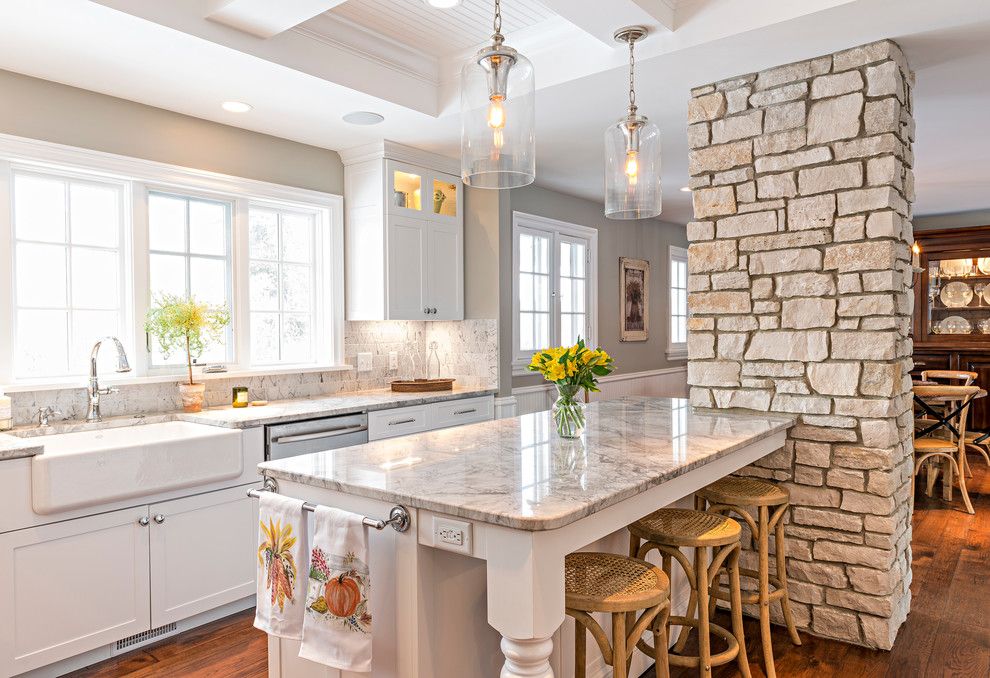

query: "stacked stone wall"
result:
(686, 40), (915, 649)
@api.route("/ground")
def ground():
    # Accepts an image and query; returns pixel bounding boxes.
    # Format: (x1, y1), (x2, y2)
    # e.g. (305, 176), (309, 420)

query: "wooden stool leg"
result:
(574, 619), (587, 678)
(629, 533), (640, 559)
(654, 605), (671, 678)
(943, 456), (955, 502)
(955, 451), (976, 514)
(612, 611), (628, 678)
(757, 505), (776, 678)
(925, 460), (937, 497)
(774, 511), (802, 646)
(728, 546), (752, 678)
(696, 546), (712, 678)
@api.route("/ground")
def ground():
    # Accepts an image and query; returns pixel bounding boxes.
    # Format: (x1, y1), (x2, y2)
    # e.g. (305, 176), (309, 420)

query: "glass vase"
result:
(552, 384), (586, 439)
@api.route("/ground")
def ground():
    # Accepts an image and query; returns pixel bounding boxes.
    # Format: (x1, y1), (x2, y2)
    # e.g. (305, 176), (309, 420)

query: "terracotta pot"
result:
(178, 382), (206, 413)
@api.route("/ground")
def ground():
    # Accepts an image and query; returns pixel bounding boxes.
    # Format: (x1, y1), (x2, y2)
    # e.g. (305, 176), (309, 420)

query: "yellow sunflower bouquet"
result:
(528, 338), (615, 438)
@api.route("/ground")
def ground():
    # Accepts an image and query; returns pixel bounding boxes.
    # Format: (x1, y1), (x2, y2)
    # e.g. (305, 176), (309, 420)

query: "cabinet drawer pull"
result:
(154, 514), (166, 524)
(453, 408), (477, 415)
(389, 418), (417, 426)
(138, 516), (149, 527)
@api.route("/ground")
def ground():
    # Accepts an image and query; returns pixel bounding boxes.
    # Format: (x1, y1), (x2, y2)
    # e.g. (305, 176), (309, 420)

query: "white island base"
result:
(258, 399), (792, 678)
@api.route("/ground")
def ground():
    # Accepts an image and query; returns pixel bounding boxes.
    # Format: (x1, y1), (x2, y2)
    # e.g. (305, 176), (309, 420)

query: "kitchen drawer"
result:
(428, 396), (494, 430)
(369, 405), (429, 441)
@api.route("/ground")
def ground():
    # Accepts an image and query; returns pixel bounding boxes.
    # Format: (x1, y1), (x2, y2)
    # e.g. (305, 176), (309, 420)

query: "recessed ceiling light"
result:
(680, 186), (691, 192)
(221, 101), (252, 113)
(425, 0), (462, 7)
(342, 111), (385, 125)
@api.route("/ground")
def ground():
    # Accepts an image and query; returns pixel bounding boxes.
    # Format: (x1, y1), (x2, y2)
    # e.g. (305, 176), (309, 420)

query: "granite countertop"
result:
(0, 386), (496, 459)
(258, 396), (795, 531)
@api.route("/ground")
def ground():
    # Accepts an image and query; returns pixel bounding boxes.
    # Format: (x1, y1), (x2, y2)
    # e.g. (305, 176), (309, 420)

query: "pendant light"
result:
(461, 0), (535, 189)
(605, 26), (661, 219)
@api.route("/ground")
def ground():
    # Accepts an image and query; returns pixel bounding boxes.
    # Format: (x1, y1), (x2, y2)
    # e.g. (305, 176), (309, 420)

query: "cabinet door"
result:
(0, 508), (151, 675)
(426, 219), (464, 320)
(427, 171), (461, 222)
(959, 354), (990, 431)
(386, 160), (427, 218)
(149, 485), (257, 627)
(387, 215), (428, 320)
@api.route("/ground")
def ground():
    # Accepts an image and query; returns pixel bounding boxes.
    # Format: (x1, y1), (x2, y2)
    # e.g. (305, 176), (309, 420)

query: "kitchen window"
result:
(9, 170), (127, 379)
(668, 245), (688, 361)
(0, 135), (344, 384)
(512, 212), (598, 371)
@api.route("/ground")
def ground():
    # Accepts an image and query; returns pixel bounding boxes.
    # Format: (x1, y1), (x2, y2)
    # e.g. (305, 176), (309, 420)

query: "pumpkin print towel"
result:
(299, 505), (372, 672)
(254, 492), (308, 640)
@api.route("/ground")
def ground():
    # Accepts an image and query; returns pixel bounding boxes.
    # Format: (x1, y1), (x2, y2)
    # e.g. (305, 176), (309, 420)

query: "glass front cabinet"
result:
(341, 142), (464, 321)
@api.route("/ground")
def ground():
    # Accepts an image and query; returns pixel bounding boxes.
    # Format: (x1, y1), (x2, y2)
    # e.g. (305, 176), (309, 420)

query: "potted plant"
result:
(527, 338), (615, 438)
(145, 294), (230, 413)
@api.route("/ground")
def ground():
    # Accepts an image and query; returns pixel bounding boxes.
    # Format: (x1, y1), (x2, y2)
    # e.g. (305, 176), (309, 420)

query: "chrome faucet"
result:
(87, 337), (131, 422)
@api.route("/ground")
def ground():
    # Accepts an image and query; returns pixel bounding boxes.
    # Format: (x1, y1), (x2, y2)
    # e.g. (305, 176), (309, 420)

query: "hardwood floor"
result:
(70, 461), (990, 678)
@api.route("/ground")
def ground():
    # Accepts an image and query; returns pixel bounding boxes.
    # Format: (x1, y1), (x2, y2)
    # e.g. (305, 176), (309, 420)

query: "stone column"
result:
(686, 40), (915, 649)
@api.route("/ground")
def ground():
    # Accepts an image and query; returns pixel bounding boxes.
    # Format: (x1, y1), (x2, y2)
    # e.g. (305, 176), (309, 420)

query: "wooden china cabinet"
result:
(912, 225), (990, 430)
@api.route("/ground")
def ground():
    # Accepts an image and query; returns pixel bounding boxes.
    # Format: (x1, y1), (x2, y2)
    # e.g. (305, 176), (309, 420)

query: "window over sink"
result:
(0, 135), (344, 384)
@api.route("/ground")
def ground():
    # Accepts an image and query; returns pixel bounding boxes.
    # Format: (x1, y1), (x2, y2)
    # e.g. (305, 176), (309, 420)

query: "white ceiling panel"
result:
(329, 0), (559, 57)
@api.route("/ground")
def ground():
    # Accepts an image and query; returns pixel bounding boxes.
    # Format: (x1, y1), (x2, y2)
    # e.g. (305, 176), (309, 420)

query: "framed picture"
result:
(619, 257), (649, 341)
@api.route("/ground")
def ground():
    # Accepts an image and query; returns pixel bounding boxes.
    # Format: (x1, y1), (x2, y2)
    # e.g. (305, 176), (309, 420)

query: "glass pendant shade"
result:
(461, 46), (536, 189)
(605, 115), (662, 219)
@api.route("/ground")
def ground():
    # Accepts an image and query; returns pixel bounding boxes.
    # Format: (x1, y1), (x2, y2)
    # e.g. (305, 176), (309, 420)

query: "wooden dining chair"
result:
(913, 384), (980, 514)
(919, 370), (990, 474)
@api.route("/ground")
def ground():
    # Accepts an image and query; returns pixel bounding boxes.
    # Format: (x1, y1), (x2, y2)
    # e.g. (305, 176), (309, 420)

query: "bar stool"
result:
(628, 509), (750, 678)
(565, 552), (671, 678)
(695, 477), (801, 678)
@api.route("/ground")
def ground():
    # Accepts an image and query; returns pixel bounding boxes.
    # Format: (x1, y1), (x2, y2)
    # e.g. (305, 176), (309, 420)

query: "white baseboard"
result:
(513, 366), (688, 416)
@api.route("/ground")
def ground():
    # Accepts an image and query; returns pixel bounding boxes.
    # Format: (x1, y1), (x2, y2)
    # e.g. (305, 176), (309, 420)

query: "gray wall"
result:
(463, 186), (500, 319)
(0, 69), (343, 193)
(500, 185), (689, 393)
(914, 209), (990, 231)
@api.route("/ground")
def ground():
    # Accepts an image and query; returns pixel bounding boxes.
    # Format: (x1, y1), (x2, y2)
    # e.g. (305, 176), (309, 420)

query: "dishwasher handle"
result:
(271, 424), (368, 445)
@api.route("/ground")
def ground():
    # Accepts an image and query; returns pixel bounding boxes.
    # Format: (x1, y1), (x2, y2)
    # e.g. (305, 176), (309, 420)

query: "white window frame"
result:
(0, 133), (345, 387)
(668, 245), (689, 361)
(511, 211), (598, 374)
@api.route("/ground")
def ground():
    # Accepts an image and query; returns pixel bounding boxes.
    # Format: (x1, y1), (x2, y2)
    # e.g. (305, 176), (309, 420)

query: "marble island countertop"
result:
(258, 397), (795, 531)
(0, 386), (496, 460)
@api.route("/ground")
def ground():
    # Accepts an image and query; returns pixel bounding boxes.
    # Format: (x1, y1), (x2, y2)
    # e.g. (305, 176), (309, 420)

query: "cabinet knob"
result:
(154, 514), (166, 524)
(138, 516), (149, 526)
(424, 307), (430, 314)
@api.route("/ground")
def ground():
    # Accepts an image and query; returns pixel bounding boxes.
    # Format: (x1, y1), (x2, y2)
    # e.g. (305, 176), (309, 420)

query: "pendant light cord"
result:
(492, 0), (504, 45)
(628, 38), (637, 115)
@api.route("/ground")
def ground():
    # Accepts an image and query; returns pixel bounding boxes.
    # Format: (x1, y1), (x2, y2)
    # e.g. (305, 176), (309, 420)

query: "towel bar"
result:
(247, 477), (411, 533)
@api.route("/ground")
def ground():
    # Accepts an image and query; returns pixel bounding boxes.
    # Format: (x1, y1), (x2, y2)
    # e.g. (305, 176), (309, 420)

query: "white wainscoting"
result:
(512, 366), (689, 416)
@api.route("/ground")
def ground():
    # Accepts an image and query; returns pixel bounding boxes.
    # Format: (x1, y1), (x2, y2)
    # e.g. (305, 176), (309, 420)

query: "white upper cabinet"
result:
(342, 141), (464, 321)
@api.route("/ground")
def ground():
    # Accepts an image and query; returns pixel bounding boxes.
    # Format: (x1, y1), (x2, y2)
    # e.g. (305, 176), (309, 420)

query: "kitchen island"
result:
(258, 396), (794, 678)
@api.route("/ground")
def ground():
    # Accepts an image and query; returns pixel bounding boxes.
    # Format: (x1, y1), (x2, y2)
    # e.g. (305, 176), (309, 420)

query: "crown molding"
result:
(339, 140), (459, 176)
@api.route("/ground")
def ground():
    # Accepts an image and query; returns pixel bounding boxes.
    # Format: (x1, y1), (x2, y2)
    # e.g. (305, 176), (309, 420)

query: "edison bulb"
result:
(624, 150), (639, 183)
(487, 97), (506, 129)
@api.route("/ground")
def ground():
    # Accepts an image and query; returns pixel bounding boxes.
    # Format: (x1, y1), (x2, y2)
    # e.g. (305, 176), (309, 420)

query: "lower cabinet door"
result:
(149, 485), (257, 627)
(0, 507), (151, 676)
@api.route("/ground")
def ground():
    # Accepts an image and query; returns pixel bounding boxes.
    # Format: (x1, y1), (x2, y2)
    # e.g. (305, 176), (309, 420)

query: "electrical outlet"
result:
(433, 517), (472, 554)
(389, 351), (398, 371)
(357, 352), (373, 372)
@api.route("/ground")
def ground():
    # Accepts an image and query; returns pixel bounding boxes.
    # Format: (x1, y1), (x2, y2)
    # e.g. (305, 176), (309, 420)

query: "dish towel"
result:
(254, 492), (309, 640)
(299, 506), (373, 672)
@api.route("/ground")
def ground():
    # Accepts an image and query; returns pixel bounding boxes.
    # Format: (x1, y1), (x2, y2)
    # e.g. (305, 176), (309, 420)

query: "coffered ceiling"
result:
(1, 0), (989, 223)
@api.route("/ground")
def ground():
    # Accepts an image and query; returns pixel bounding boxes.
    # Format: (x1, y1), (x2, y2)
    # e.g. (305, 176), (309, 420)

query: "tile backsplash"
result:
(6, 319), (497, 426)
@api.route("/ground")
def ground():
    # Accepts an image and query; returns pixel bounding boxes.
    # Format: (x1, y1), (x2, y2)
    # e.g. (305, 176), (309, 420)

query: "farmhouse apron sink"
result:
(30, 421), (243, 514)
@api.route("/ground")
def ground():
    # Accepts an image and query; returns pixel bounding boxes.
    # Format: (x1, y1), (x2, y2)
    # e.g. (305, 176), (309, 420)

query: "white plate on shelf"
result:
(940, 259), (971, 277)
(979, 258), (990, 275)
(940, 281), (973, 308)
(937, 315), (972, 335)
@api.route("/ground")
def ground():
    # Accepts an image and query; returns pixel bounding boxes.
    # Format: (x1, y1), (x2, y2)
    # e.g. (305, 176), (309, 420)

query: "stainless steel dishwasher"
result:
(265, 412), (369, 460)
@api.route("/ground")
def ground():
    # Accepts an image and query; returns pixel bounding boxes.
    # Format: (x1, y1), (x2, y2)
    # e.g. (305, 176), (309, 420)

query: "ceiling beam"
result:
(205, 0), (348, 38)
(540, 0), (675, 45)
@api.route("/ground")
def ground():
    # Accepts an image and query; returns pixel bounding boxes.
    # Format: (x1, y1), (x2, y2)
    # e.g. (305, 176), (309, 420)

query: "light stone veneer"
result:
(8, 320), (498, 426)
(686, 40), (915, 650)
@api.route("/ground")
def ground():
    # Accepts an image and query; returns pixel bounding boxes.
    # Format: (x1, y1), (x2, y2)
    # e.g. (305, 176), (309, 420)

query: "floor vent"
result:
(113, 622), (178, 653)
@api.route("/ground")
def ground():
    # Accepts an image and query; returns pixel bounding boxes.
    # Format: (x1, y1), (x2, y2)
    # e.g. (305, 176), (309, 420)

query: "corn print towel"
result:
(254, 492), (308, 640)
(299, 506), (372, 671)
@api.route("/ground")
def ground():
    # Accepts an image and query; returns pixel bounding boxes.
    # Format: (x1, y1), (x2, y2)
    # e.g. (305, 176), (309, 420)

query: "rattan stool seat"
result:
(628, 508), (740, 548)
(697, 476), (789, 507)
(565, 552), (668, 613)
(914, 437), (958, 453)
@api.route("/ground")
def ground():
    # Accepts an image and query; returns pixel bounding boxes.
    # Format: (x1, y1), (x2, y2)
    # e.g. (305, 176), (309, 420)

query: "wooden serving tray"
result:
(390, 379), (455, 393)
